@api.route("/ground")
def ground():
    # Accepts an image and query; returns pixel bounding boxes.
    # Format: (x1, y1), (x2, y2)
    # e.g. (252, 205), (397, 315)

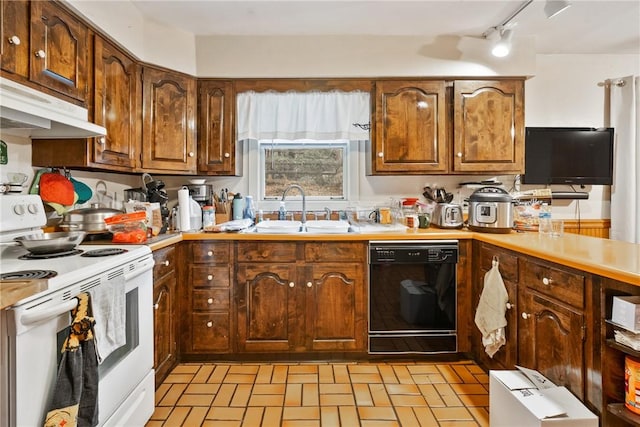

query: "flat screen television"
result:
(523, 127), (614, 185)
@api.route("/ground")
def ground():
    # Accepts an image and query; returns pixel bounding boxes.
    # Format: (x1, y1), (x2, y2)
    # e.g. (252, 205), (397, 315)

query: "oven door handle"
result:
(123, 257), (155, 282)
(20, 299), (78, 326)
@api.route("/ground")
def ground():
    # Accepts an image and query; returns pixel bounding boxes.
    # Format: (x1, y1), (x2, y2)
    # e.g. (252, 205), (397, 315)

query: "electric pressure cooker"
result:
(467, 187), (514, 233)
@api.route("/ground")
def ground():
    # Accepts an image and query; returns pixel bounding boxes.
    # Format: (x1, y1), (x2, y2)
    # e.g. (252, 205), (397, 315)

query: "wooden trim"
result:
(563, 219), (610, 239)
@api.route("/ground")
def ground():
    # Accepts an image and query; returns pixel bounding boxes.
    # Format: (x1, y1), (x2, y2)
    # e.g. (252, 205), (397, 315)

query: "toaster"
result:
(431, 203), (464, 229)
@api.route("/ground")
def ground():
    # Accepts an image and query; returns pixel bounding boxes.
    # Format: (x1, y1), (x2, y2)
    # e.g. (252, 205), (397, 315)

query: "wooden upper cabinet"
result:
(197, 80), (241, 176)
(1, 0), (30, 77)
(453, 80), (524, 173)
(29, 1), (88, 102)
(93, 36), (141, 171)
(141, 66), (197, 173)
(372, 80), (448, 174)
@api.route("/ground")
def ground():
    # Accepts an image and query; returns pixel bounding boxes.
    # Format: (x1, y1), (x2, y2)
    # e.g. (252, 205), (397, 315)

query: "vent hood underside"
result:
(0, 77), (106, 139)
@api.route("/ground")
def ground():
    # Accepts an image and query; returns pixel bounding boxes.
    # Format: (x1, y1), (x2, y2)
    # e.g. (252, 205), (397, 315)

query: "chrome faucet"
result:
(281, 184), (306, 223)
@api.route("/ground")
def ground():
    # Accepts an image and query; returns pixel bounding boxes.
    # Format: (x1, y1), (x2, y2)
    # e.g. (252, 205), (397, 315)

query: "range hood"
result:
(0, 76), (106, 139)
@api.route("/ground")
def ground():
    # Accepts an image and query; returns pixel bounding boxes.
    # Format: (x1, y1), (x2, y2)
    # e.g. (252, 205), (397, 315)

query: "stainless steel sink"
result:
(248, 220), (352, 234)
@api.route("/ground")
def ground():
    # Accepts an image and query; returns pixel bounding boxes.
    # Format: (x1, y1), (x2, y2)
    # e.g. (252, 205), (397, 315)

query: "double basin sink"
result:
(249, 220), (352, 234)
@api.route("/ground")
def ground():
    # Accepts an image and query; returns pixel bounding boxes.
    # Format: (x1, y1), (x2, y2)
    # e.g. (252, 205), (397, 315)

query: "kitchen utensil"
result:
(14, 231), (86, 254)
(124, 188), (147, 202)
(94, 180), (113, 207)
(39, 172), (75, 206)
(431, 203), (464, 229)
(59, 205), (123, 233)
(467, 186), (514, 233)
(69, 177), (93, 204)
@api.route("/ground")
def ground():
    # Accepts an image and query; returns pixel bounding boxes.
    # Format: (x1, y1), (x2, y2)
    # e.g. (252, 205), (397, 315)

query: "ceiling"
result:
(129, 0), (640, 55)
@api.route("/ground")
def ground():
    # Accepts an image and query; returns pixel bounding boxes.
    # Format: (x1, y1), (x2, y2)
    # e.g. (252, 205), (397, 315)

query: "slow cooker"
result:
(467, 187), (514, 233)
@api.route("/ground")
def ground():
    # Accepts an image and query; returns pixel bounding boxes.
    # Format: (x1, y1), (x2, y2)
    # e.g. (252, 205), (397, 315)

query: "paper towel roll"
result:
(178, 186), (191, 231)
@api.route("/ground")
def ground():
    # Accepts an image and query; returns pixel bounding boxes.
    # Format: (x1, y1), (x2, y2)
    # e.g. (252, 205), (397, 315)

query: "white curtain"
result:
(236, 90), (370, 141)
(609, 75), (640, 244)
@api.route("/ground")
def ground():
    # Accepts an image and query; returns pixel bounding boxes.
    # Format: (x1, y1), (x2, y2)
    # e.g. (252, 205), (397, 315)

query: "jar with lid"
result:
(203, 205), (216, 231)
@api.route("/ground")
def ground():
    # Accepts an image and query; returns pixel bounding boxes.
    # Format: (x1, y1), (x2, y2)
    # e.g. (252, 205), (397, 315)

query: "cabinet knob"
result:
(34, 49), (46, 58)
(188, 151), (195, 157)
(8, 36), (21, 45)
(506, 302), (513, 310)
(289, 282), (295, 288)
(521, 312), (531, 319)
(377, 152), (384, 158)
(207, 274), (213, 281)
(206, 321), (213, 328)
(207, 251), (213, 256)
(542, 277), (553, 285)
(207, 298), (213, 304)
(224, 152), (230, 158)
(98, 136), (106, 146)
(306, 281), (312, 288)
(457, 152), (462, 158)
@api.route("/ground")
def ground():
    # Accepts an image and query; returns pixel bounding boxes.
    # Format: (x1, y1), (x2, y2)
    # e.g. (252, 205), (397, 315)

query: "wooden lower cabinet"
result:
(181, 242), (233, 356)
(236, 241), (367, 354)
(152, 245), (177, 385)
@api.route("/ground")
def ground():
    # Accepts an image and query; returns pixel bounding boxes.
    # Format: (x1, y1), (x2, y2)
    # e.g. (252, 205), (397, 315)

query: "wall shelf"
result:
(607, 403), (640, 426)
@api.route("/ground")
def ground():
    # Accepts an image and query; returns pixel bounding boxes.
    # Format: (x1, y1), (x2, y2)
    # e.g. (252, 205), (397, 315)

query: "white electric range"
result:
(0, 194), (155, 427)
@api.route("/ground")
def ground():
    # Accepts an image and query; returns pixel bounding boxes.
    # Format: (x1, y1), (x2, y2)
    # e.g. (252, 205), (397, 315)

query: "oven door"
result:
(1, 258), (154, 427)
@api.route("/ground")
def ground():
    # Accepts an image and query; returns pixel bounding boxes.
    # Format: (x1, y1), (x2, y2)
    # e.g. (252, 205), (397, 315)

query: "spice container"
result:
(202, 205), (216, 231)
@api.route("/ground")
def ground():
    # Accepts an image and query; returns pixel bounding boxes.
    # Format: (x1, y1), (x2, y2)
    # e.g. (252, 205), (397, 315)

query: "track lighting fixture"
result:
(491, 28), (513, 57)
(544, 0), (571, 18)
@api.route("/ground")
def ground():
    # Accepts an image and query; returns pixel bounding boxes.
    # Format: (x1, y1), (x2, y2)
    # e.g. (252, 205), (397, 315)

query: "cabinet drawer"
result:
(522, 261), (585, 309)
(191, 242), (230, 263)
(191, 313), (230, 352)
(305, 242), (366, 263)
(237, 242), (297, 262)
(192, 289), (230, 311)
(153, 246), (176, 280)
(190, 266), (230, 288)
(479, 244), (518, 283)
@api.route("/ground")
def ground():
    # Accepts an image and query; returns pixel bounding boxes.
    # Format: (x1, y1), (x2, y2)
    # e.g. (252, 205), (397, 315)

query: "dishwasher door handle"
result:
(20, 298), (78, 326)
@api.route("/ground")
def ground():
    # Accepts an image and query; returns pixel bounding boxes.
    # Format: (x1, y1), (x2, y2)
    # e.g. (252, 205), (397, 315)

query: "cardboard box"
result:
(490, 367), (598, 426)
(612, 296), (640, 332)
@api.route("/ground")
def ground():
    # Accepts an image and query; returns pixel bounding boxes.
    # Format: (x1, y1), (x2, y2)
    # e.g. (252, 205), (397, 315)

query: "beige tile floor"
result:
(147, 360), (489, 426)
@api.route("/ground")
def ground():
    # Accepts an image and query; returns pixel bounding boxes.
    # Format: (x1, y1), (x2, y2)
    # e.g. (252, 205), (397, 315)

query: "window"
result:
(260, 140), (349, 201)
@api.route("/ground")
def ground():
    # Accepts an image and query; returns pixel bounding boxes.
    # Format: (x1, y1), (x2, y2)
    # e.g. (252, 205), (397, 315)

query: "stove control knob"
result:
(13, 204), (25, 215)
(27, 203), (39, 214)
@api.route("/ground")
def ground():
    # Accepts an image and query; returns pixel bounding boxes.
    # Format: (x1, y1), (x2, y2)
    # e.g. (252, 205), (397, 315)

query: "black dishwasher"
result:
(369, 240), (458, 354)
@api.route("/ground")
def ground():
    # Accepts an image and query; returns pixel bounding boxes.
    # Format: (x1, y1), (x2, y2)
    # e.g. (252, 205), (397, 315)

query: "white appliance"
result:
(0, 76), (106, 138)
(0, 194), (155, 427)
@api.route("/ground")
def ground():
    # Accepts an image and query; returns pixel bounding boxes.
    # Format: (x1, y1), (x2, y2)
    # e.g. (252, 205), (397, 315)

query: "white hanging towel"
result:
(474, 258), (509, 358)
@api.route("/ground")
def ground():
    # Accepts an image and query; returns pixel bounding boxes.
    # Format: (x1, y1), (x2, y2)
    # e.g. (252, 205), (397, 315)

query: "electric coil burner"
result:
(0, 270), (58, 280)
(18, 249), (83, 260)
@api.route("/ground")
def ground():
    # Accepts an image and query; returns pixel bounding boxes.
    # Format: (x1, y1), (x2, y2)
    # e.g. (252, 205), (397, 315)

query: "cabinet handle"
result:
(207, 251), (213, 257)
(521, 312), (531, 319)
(156, 260), (169, 267)
(8, 36), (21, 45)
(377, 152), (384, 158)
(206, 321), (213, 328)
(289, 282), (295, 288)
(542, 277), (553, 285)
(153, 289), (165, 310)
(506, 302), (513, 310)
(224, 152), (230, 158)
(188, 151), (195, 157)
(306, 281), (312, 288)
(98, 136), (106, 146)
(207, 274), (213, 281)
(34, 49), (46, 58)
(457, 152), (462, 158)
(207, 298), (213, 304)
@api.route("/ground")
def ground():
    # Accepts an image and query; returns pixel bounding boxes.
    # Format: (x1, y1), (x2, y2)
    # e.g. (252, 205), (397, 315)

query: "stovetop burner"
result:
(81, 248), (128, 257)
(18, 249), (84, 260)
(0, 270), (58, 280)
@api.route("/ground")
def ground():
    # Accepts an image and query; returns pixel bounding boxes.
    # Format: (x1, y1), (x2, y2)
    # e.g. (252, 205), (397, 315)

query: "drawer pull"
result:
(542, 277), (553, 285)
(207, 251), (213, 257)
(207, 298), (213, 304)
(206, 321), (213, 328)
(35, 49), (46, 58)
(506, 302), (513, 310)
(521, 312), (531, 320)
(306, 281), (313, 288)
(207, 274), (213, 281)
(157, 260), (169, 267)
(289, 282), (295, 288)
(8, 35), (21, 45)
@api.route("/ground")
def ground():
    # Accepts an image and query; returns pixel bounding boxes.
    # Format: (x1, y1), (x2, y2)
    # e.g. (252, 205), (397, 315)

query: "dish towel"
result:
(89, 274), (126, 363)
(474, 258), (509, 358)
(44, 293), (99, 427)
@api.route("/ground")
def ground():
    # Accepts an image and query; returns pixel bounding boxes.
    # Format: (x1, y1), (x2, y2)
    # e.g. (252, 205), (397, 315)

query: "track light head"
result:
(491, 28), (513, 57)
(544, 0), (571, 18)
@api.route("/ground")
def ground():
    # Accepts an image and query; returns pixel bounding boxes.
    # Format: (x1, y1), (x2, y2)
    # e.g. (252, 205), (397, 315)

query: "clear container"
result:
(203, 205), (216, 231)
(538, 203), (552, 235)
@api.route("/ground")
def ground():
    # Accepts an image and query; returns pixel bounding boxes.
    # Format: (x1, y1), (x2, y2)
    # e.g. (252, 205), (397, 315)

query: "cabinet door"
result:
(305, 264), (366, 351)
(453, 80), (524, 173)
(1, 0), (30, 77)
(236, 264), (299, 352)
(372, 80), (448, 174)
(93, 36), (140, 171)
(198, 80), (241, 175)
(29, 1), (88, 102)
(141, 66), (197, 172)
(518, 288), (585, 399)
(153, 246), (177, 385)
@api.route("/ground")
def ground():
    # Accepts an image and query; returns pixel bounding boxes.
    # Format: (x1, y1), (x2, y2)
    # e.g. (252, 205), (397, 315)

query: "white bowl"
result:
(188, 179), (206, 185)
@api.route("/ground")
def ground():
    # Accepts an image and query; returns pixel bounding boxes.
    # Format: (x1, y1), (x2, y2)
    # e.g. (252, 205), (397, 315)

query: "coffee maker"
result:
(143, 174), (170, 234)
(186, 184), (214, 207)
